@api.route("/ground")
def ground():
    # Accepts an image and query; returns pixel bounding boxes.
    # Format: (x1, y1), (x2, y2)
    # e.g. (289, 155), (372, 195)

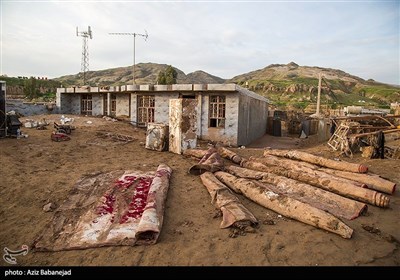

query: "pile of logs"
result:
(184, 147), (397, 239)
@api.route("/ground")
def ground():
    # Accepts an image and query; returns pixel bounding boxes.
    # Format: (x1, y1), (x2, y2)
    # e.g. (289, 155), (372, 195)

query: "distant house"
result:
(56, 83), (269, 146)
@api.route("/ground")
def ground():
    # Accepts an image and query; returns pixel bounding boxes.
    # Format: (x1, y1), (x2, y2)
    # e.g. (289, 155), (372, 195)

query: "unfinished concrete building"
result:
(56, 84), (269, 146)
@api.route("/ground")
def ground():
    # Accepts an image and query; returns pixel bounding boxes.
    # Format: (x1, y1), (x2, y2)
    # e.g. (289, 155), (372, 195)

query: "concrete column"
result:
(107, 92), (111, 116)
(197, 94), (202, 138)
(56, 91), (62, 113)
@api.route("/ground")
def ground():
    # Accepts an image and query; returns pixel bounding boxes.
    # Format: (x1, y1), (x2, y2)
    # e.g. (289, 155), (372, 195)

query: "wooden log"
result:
(227, 165), (265, 180)
(199, 172), (258, 228)
(214, 171), (353, 239)
(252, 156), (367, 188)
(241, 160), (389, 208)
(218, 147), (244, 165)
(252, 154), (318, 170)
(226, 165), (367, 220)
(320, 168), (396, 194)
(263, 149), (368, 173)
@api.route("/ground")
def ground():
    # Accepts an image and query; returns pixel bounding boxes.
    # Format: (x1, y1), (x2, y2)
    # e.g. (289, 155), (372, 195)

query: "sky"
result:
(1, 0), (399, 85)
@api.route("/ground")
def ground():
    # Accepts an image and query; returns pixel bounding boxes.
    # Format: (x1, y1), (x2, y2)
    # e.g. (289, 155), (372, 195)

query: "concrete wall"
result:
(69, 94), (81, 115)
(154, 93), (179, 123)
(6, 99), (57, 116)
(199, 93), (239, 146)
(58, 92), (131, 117)
(92, 93), (103, 116)
(237, 91), (268, 146)
(130, 93), (179, 125)
(56, 93), (80, 115)
(116, 94), (130, 116)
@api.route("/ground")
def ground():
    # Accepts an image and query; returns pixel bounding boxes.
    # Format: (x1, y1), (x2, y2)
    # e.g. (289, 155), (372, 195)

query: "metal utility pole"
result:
(76, 26), (93, 85)
(316, 73), (322, 116)
(109, 31), (148, 85)
(309, 73), (323, 119)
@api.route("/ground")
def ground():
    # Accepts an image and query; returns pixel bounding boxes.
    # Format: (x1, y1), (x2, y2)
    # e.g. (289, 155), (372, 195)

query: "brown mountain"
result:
(54, 63), (226, 86)
(185, 70), (226, 84)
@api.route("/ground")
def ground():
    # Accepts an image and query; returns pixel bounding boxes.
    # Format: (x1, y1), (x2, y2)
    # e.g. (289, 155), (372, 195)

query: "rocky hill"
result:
(54, 63), (226, 87)
(228, 62), (399, 108)
(185, 70), (225, 84)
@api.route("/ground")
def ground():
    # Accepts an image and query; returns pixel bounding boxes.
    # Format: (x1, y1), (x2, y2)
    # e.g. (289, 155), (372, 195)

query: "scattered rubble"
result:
(328, 115), (400, 159)
(42, 202), (56, 212)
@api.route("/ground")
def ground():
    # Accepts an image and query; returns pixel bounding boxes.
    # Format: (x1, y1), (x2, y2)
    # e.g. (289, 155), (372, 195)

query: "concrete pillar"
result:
(56, 91), (62, 113)
(107, 92), (111, 116)
(197, 94), (202, 138)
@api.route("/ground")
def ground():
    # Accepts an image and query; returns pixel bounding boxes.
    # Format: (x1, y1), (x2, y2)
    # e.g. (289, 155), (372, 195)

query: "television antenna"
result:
(109, 30), (148, 85)
(76, 26), (93, 85)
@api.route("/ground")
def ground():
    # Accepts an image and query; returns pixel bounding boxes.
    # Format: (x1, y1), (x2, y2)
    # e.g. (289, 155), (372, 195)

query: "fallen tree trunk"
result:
(251, 156), (367, 188)
(241, 160), (389, 208)
(199, 172), (258, 228)
(226, 165), (265, 180)
(251, 154), (318, 170)
(263, 149), (368, 173)
(226, 165), (367, 220)
(214, 171), (353, 239)
(320, 168), (396, 194)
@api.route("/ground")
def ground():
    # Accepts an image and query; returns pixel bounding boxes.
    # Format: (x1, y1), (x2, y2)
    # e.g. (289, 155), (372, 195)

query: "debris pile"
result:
(328, 115), (400, 159)
(51, 122), (73, 142)
(51, 115), (75, 142)
(86, 130), (136, 146)
(24, 118), (49, 130)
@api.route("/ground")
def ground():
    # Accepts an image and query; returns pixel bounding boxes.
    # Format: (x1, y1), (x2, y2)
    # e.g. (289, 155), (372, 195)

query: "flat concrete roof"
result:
(57, 83), (269, 103)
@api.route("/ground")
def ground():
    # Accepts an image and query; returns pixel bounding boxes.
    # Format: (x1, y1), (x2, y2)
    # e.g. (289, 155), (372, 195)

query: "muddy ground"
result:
(0, 114), (399, 266)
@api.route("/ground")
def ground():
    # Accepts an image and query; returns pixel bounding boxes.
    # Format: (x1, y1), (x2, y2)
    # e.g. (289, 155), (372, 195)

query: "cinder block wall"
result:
(199, 93), (239, 146)
(69, 94), (81, 115)
(92, 94), (103, 116)
(116, 94), (130, 116)
(154, 93), (179, 123)
(130, 93), (179, 125)
(58, 94), (79, 115)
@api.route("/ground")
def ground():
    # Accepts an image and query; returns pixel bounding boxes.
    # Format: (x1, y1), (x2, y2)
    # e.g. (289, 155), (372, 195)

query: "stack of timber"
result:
(187, 147), (396, 239)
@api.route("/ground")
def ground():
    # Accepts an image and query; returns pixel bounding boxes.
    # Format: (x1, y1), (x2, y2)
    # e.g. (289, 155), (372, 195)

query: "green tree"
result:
(157, 71), (166, 85)
(165, 65), (177, 84)
(24, 77), (40, 99)
(157, 65), (177, 85)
